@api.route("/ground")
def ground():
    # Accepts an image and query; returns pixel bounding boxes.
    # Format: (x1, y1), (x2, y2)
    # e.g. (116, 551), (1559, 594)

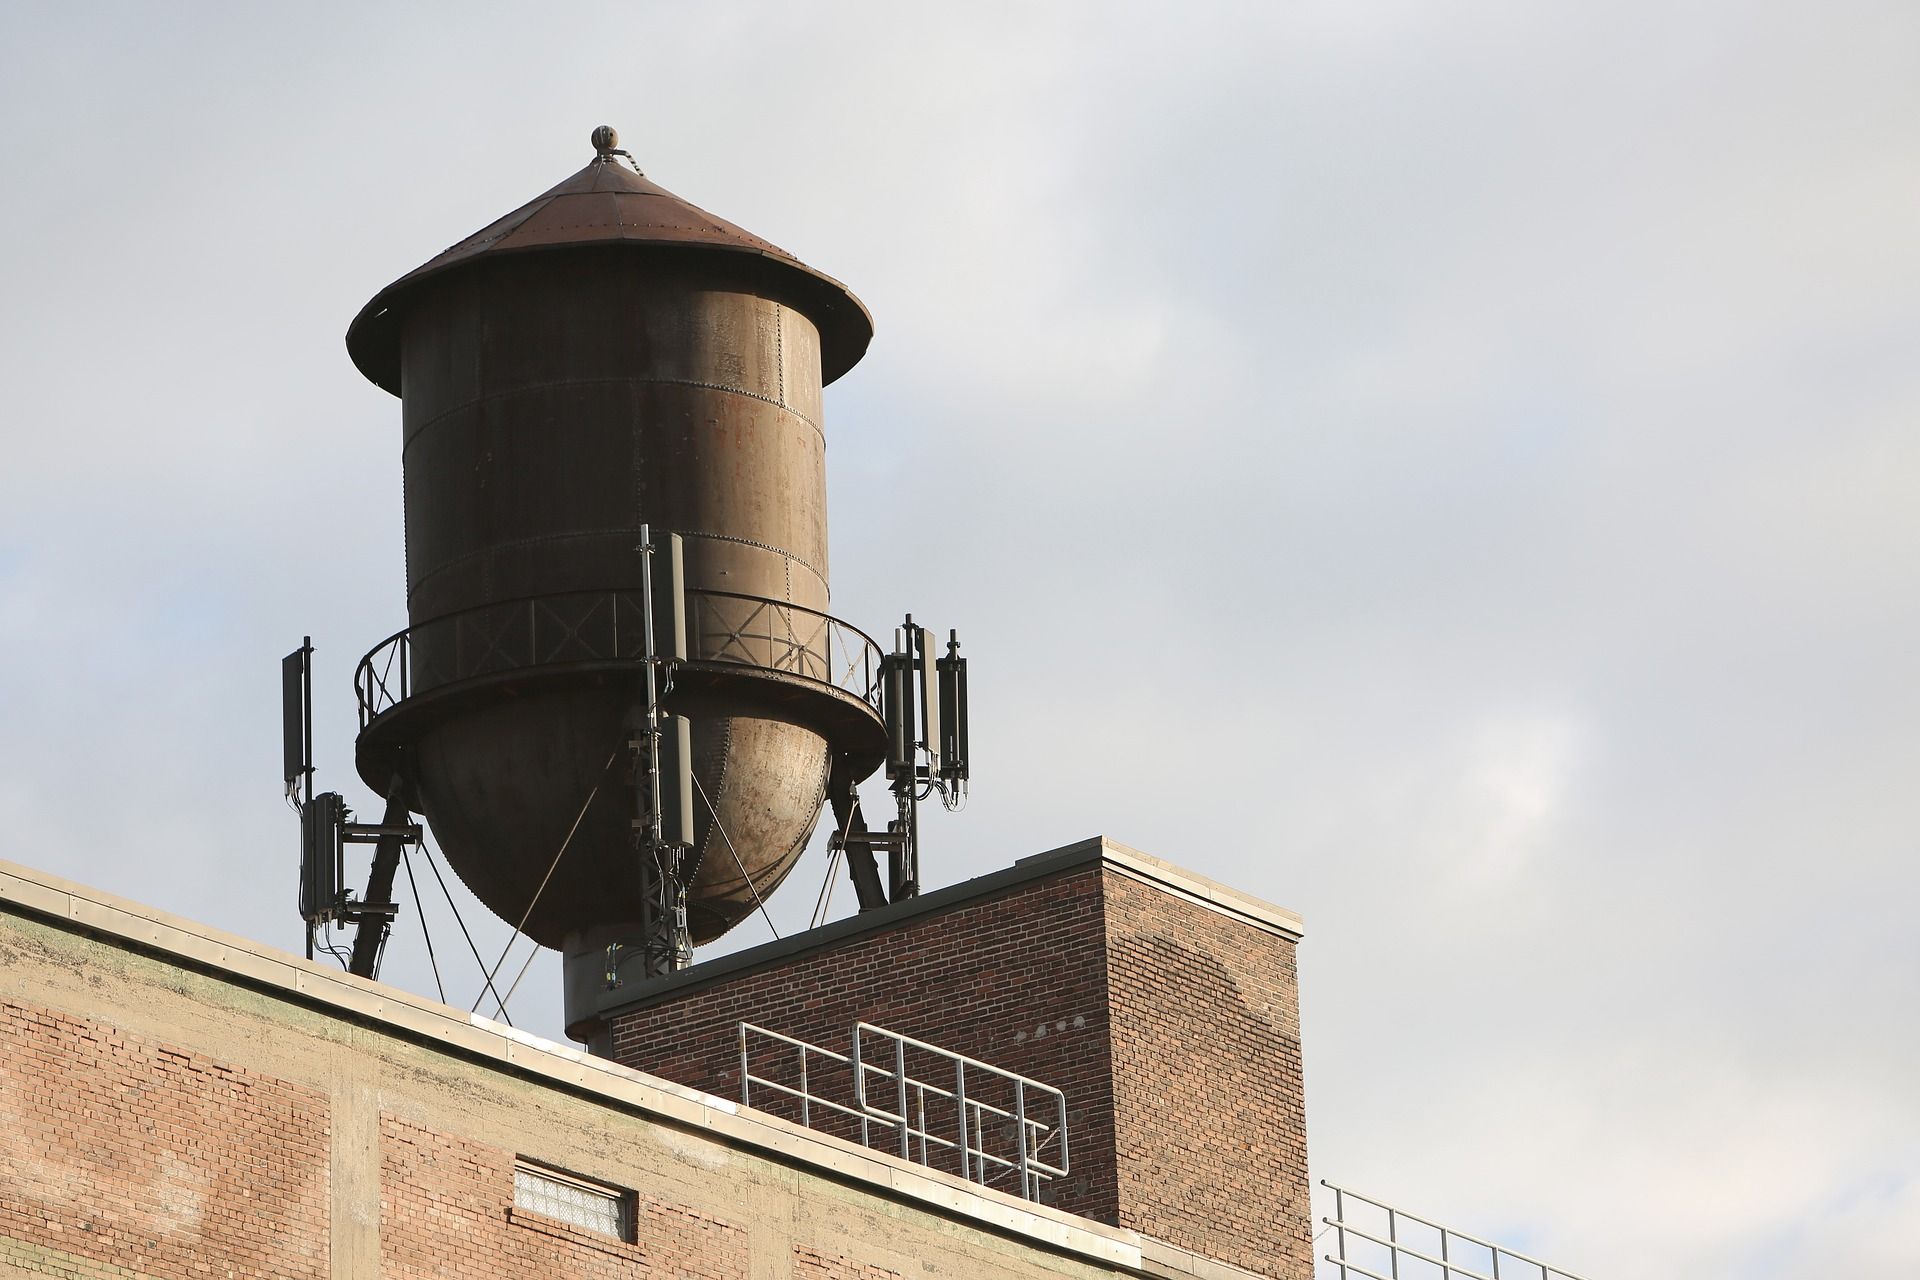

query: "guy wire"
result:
(471, 744), (620, 1015)
(400, 841), (448, 1005)
(415, 838), (512, 1026)
(693, 773), (780, 941)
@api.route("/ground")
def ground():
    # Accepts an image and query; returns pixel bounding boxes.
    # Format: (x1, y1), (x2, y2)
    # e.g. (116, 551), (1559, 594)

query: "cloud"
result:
(2, 4), (1916, 1278)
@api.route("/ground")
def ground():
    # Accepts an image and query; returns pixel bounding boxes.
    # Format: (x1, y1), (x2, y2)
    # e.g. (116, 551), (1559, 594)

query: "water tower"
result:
(291, 128), (966, 1045)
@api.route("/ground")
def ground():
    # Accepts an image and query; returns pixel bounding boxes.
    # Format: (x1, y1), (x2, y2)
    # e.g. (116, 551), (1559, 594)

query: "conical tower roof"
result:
(346, 127), (873, 391)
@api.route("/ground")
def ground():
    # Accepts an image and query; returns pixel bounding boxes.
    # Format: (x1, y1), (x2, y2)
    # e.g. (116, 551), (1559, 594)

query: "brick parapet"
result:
(605, 842), (1312, 1278)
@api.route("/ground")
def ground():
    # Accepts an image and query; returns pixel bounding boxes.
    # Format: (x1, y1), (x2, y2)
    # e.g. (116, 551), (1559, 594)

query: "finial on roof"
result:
(591, 124), (641, 173)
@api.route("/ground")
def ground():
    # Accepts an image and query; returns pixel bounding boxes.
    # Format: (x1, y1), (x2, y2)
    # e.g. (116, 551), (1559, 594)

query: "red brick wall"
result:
(0, 998), (330, 1280)
(2, 861), (1303, 1280)
(610, 865), (1119, 1222)
(380, 1114), (748, 1278)
(1103, 872), (1311, 1279)
(608, 858), (1312, 1280)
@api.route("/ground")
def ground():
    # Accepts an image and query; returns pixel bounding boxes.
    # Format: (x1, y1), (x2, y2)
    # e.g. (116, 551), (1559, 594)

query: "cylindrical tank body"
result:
(402, 253), (831, 625)
(401, 252), (831, 946)
(348, 142), (881, 974)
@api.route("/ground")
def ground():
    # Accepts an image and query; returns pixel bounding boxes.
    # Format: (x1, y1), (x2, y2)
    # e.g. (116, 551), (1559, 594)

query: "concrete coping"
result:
(595, 834), (1304, 1018)
(0, 855), (1265, 1280)
(1060, 835), (1306, 940)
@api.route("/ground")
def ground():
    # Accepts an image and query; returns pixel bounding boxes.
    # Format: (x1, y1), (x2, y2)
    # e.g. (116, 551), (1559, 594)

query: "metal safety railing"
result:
(689, 589), (880, 707)
(738, 1021), (1069, 1202)
(1322, 1181), (1591, 1280)
(355, 587), (884, 729)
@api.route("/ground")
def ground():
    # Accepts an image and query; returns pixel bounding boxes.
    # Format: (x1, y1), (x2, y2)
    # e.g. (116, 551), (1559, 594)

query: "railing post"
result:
(1334, 1185), (1348, 1279)
(738, 1022), (750, 1108)
(798, 1043), (811, 1129)
(851, 1026), (868, 1148)
(954, 1061), (970, 1183)
(1389, 1206), (1400, 1279)
(1055, 1087), (1069, 1193)
(973, 1099), (987, 1183)
(1014, 1079), (1030, 1200)
(894, 1035), (911, 1160)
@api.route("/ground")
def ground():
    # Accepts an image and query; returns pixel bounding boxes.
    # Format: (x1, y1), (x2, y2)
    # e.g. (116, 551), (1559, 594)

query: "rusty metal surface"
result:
(401, 687), (832, 947)
(346, 136), (872, 393)
(348, 129), (880, 956)
(394, 253), (832, 624)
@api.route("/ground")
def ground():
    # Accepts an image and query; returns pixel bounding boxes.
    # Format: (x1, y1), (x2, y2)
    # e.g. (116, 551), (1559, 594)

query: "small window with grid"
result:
(512, 1158), (634, 1241)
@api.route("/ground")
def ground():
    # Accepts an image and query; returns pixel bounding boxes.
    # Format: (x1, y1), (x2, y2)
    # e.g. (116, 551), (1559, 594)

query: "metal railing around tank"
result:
(355, 587), (884, 729)
(1321, 1181), (1592, 1280)
(737, 1021), (1070, 1202)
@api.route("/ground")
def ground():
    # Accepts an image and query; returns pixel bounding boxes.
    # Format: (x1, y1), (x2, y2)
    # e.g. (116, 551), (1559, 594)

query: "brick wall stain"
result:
(379, 1113), (747, 1278)
(0, 998), (329, 1280)
(1102, 872), (1311, 1280)
(610, 867), (1120, 1224)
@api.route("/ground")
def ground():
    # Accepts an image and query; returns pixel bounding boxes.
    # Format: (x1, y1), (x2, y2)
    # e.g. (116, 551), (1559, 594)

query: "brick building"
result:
(0, 838), (1310, 1279)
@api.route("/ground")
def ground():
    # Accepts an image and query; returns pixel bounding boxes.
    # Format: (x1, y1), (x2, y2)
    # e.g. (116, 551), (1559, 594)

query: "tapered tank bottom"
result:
(411, 682), (829, 950)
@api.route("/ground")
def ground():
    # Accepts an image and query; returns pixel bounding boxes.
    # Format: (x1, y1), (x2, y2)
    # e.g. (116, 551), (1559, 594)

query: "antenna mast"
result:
(283, 639), (420, 980)
(627, 527), (695, 983)
(828, 616), (970, 911)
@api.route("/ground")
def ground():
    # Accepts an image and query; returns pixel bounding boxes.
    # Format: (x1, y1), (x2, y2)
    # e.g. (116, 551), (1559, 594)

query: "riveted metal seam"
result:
(406, 532), (829, 616)
(400, 376), (822, 448)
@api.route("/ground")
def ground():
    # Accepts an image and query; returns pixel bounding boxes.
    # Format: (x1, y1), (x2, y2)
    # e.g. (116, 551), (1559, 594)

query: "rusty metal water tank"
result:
(345, 129), (887, 1028)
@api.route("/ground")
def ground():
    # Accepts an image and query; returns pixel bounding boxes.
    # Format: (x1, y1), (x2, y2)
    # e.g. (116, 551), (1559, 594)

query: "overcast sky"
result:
(3, 3), (1917, 1277)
